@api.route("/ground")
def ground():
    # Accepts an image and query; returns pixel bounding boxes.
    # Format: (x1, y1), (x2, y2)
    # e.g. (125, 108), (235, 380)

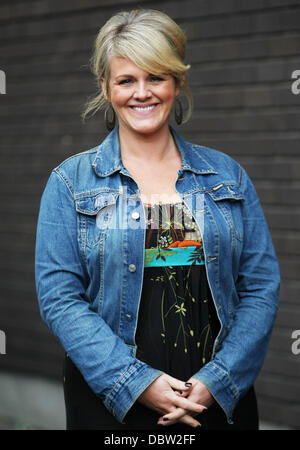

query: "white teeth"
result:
(132, 105), (156, 111)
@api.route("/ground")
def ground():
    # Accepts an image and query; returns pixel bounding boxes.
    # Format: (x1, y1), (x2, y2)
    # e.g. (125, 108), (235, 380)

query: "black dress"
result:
(135, 201), (220, 380)
(63, 202), (259, 430)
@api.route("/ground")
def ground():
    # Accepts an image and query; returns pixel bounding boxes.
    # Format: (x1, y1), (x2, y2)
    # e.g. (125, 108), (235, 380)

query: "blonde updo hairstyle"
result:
(82, 9), (193, 123)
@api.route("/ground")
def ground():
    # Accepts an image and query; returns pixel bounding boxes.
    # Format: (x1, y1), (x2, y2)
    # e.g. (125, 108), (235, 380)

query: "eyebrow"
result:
(114, 74), (135, 80)
(114, 73), (167, 80)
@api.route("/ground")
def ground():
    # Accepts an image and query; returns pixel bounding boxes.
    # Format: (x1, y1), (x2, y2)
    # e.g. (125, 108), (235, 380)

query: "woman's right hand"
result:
(137, 374), (206, 427)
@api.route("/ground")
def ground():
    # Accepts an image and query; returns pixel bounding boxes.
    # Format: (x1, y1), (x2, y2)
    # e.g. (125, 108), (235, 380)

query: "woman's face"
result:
(102, 56), (180, 136)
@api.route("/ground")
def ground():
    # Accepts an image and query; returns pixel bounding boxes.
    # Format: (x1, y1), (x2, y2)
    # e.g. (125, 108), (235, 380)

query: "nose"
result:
(133, 80), (151, 101)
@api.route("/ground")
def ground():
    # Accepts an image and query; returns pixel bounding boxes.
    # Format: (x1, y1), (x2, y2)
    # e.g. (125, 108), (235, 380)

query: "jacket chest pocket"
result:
(75, 191), (119, 248)
(207, 183), (244, 242)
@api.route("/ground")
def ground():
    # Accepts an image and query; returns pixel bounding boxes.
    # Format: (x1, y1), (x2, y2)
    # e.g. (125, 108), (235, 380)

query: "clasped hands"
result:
(138, 373), (214, 428)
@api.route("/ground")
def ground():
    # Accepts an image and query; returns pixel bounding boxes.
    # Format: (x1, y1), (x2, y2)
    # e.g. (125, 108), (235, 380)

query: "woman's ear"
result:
(177, 76), (185, 96)
(99, 77), (109, 101)
(174, 76), (184, 97)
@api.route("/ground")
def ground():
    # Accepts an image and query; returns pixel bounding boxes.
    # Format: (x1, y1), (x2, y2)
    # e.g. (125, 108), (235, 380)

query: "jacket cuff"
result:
(103, 360), (163, 423)
(192, 361), (241, 424)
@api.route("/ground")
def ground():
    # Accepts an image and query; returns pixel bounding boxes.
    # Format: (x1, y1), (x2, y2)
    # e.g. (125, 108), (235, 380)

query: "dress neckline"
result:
(143, 201), (184, 208)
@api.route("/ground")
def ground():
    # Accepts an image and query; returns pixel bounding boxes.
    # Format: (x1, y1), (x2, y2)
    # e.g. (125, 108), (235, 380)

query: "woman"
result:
(35, 9), (280, 430)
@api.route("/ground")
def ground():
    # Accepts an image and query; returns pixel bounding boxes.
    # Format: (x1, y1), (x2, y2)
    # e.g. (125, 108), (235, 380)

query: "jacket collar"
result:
(92, 126), (217, 177)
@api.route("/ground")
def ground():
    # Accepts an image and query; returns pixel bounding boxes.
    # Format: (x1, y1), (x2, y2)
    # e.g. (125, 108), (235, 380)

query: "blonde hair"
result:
(81, 9), (193, 123)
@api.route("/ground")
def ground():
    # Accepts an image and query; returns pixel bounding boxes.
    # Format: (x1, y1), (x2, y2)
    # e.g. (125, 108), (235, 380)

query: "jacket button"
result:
(126, 313), (133, 321)
(131, 211), (140, 220)
(128, 264), (136, 272)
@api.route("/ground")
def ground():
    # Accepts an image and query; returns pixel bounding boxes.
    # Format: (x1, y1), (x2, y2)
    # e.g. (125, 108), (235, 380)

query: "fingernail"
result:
(185, 382), (192, 387)
(163, 417), (169, 421)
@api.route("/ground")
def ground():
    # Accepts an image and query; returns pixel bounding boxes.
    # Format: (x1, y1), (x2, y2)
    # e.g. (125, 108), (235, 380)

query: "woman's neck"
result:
(118, 124), (179, 165)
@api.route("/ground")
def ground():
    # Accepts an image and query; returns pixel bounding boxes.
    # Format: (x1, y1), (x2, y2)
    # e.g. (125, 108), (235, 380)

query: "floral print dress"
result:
(63, 200), (259, 430)
(135, 201), (220, 382)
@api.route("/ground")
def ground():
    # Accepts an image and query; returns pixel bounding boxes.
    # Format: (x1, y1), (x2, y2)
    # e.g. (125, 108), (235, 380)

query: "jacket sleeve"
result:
(193, 166), (280, 423)
(35, 169), (162, 423)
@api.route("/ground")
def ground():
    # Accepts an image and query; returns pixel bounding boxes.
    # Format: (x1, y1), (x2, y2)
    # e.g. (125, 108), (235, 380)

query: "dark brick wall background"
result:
(0, 0), (299, 429)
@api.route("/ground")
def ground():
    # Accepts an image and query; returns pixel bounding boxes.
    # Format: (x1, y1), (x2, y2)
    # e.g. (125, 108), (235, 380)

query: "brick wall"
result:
(0, 0), (299, 429)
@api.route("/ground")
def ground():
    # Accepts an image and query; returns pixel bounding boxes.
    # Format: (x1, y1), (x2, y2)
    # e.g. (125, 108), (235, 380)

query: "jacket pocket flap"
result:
(208, 183), (244, 201)
(75, 191), (119, 215)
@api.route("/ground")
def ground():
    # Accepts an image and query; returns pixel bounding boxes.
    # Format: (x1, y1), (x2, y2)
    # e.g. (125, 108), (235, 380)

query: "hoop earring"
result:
(174, 98), (183, 125)
(105, 105), (116, 131)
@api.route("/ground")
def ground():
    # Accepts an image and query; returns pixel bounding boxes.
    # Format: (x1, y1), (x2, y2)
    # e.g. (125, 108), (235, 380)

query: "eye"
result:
(118, 78), (132, 85)
(150, 75), (164, 82)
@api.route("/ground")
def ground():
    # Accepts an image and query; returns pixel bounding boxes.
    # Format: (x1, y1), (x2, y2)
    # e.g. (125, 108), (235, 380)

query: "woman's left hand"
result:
(157, 378), (214, 427)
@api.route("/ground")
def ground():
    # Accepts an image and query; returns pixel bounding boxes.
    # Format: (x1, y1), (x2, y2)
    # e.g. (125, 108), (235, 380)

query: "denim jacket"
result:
(35, 127), (280, 424)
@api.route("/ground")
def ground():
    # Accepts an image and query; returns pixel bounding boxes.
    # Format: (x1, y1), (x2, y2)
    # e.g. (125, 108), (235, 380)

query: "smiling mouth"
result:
(130, 104), (159, 112)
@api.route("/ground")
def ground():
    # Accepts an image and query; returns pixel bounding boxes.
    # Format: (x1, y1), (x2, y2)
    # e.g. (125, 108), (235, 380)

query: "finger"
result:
(179, 414), (202, 428)
(174, 390), (184, 396)
(160, 406), (197, 423)
(159, 408), (192, 424)
(166, 375), (193, 393)
(158, 409), (201, 428)
(173, 395), (207, 414)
